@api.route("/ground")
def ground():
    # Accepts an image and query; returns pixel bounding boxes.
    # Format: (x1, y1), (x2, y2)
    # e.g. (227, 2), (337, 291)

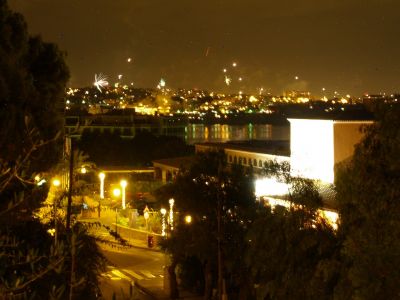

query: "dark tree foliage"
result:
(335, 103), (400, 299)
(0, 0), (68, 221)
(245, 161), (340, 300)
(0, 2), (106, 298)
(0, 0), (69, 171)
(246, 206), (339, 300)
(157, 151), (258, 299)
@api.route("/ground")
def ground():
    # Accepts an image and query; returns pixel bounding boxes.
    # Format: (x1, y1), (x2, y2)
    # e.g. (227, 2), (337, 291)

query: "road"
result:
(99, 244), (168, 299)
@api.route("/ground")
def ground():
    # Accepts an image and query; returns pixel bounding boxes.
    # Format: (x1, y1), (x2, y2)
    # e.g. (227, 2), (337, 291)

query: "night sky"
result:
(9, 0), (400, 97)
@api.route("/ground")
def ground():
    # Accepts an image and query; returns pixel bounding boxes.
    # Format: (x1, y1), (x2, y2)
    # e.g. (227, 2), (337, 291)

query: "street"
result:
(99, 243), (168, 299)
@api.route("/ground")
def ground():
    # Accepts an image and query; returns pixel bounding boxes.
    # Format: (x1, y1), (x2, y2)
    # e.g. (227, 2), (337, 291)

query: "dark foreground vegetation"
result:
(0, 2), (106, 298)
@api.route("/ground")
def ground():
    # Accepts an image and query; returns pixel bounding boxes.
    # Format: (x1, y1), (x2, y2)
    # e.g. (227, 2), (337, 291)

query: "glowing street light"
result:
(99, 172), (105, 199)
(80, 166), (87, 174)
(113, 188), (121, 197)
(169, 198), (174, 231)
(184, 215), (192, 224)
(52, 178), (61, 187)
(160, 208), (167, 236)
(120, 180), (127, 209)
(144, 206), (150, 232)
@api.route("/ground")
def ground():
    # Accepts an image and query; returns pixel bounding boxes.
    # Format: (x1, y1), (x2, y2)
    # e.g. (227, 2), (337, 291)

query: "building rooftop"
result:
(152, 156), (196, 170)
(285, 107), (374, 121)
(196, 140), (290, 157)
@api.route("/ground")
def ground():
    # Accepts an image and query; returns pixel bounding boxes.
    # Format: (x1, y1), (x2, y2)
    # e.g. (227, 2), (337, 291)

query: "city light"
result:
(160, 208), (167, 236)
(99, 172), (105, 199)
(113, 188), (121, 197)
(52, 178), (61, 187)
(254, 178), (289, 197)
(120, 180), (127, 209)
(184, 215), (192, 224)
(169, 198), (174, 231)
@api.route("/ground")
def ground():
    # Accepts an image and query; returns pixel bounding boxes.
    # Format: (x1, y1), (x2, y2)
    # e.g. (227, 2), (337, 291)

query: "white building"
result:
(289, 118), (373, 184)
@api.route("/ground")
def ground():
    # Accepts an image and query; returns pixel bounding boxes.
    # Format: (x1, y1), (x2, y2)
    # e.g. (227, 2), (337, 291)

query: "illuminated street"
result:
(99, 243), (167, 299)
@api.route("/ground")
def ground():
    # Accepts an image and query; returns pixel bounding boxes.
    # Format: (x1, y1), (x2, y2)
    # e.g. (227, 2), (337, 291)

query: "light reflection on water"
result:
(184, 124), (290, 144)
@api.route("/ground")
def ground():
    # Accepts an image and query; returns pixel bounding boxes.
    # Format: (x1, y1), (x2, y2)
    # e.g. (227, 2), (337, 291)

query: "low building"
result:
(152, 156), (195, 183)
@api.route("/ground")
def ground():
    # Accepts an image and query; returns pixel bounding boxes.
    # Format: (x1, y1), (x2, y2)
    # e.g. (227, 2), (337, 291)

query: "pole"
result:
(217, 194), (223, 300)
(54, 201), (57, 245)
(115, 208), (118, 233)
(66, 138), (74, 231)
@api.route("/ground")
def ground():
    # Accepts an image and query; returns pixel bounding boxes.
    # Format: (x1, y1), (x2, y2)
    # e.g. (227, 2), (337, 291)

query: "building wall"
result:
(333, 121), (371, 165)
(289, 119), (335, 183)
(195, 144), (289, 170)
(225, 149), (289, 169)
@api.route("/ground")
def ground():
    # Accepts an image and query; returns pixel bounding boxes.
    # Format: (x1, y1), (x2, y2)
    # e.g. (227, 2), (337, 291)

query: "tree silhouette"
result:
(335, 103), (400, 299)
(0, 2), (106, 298)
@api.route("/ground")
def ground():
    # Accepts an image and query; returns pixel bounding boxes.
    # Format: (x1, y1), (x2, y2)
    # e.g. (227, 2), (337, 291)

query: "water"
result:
(184, 123), (290, 144)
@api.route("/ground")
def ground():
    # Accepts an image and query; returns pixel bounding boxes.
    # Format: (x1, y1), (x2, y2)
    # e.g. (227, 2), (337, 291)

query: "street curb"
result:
(134, 280), (168, 300)
(83, 219), (163, 253)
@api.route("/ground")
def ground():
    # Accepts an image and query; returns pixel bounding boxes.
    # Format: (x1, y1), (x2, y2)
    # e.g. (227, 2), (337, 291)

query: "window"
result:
(259, 160), (262, 167)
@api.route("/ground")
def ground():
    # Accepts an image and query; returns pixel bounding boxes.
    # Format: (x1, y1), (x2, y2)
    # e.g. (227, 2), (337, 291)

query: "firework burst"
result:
(225, 75), (231, 86)
(94, 73), (109, 92)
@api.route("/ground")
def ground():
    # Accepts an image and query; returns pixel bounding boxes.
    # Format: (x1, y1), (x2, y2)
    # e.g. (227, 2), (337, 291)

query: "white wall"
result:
(289, 119), (335, 183)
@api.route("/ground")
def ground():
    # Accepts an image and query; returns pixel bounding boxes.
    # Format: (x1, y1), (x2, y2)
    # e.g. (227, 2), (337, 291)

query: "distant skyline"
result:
(9, 0), (400, 97)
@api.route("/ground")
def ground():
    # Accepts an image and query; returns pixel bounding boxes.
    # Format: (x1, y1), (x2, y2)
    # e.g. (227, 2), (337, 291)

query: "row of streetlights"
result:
(52, 174), (191, 238)
(98, 172), (128, 209)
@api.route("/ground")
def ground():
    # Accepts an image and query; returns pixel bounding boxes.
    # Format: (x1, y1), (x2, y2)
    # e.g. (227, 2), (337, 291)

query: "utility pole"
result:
(217, 193), (223, 300)
(66, 138), (73, 231)
(217, 162), (227, 300)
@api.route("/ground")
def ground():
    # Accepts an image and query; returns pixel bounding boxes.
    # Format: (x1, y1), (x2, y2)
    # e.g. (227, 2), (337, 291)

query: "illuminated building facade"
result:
(289, 119), (373, 183)
(194, 118), (372, 184)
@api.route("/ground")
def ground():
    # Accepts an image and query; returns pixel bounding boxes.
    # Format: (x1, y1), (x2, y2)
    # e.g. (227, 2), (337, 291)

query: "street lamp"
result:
(52, 178), (61, 245)
(52, 178), (61, 187)
(112, 188), (121, 198)
(98, 172), (105, 218)
(169, 198), (174, 231)
(144, 210), (149, 231)
(120, 179), (127, 209)
(99, 172), (105, 199)
(184, 215), (192, 224)
(144, 205), (150, 232)
(160, 208), (167, 236)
